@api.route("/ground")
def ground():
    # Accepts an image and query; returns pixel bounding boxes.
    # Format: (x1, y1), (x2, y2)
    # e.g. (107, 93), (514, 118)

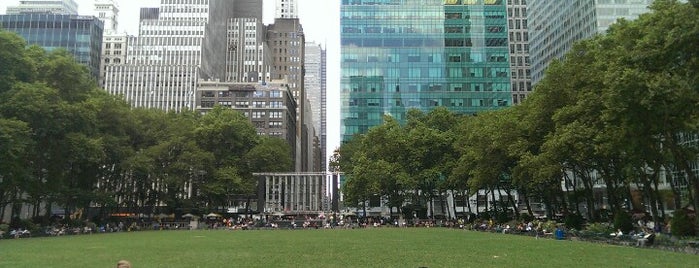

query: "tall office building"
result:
(104, 0), (236, 112)
(528, 0), (654, 84)
(6, 0), (78, 15)
(224, 17), (272, 83)
(506, 0), (531, 104)
(277, 0), (298, 18)
(94, 0), (126, 88)
(94, 0), (118, 34)
(0, 13), (104, 80)
(233, 0), (263, 21)
(268, 18), (308, 171)
(340, 0), (512, 141)
(305, 42), (327, 171)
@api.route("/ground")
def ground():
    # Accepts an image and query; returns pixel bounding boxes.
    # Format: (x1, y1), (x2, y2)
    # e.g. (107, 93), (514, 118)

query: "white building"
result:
(276, 0), (298, 19)
(6, 0), (78, 15)
(528, 0), (654, 85)
(93, 0), (118, 34)
(506, 0), (532, 104)
(93, 0), (127, 88)
(104, 1), (222, 112)
(225, 18), (272, 83)
(304, 42), (327, 171)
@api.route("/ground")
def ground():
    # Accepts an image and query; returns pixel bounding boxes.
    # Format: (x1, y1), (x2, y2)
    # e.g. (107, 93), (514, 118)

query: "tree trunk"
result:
(506, 187), (519, 217)
(464, 190), (472, 216)
(523, 191), (533, 216)
(654, 175), (666, 219)
(579, 168), (597, 221)
(645, 168), (661, 226)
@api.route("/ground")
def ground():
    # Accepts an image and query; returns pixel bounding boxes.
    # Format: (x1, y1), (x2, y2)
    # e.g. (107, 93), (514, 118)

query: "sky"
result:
(1, 0), (341, 166)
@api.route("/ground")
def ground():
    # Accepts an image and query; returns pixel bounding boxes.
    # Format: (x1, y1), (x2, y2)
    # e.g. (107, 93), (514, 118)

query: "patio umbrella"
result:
(205, 213), (222, 218)
(182, 213), (195, 218)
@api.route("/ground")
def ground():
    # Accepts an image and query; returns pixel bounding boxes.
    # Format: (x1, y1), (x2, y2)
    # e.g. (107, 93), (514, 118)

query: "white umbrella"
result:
(205, 213), (222, 218)
(182, 213), (195, 218)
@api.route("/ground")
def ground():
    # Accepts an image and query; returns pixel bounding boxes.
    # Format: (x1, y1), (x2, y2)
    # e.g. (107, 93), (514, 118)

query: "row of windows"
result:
(252, 111), (284, 119)
(161, 0), (209, 4)
(200, 90), (284, 98)
(345, 82), (510, 93)
(0, 19), (99, 30)
(342, 37), (507, 47)
(343, 52), (508, 63)
(345, 98), (509, 108)
(342, 0), (504, 6)
(141, 30), (204, 36)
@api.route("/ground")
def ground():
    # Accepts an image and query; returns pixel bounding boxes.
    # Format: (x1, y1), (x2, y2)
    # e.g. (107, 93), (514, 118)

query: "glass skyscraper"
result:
(528, 0), (654, 84)
(340, 0), (511, 141)
(0, 13), (104, 80)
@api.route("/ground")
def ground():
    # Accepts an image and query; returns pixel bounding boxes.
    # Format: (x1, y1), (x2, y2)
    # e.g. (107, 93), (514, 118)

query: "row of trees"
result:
(331, 0), (699, 233)
(0, 30), (293, 224)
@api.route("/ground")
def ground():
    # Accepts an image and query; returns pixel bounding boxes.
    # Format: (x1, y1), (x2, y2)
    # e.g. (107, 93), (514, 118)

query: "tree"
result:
(0, 119), (33, 219)
(244, 136), (293, 173)
(195, 106), (258, 210)
(0, 31), (35, 92)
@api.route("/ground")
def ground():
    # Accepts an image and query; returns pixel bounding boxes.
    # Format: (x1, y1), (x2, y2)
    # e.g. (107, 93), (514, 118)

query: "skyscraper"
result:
(94, 0), (118, 34)
(6, 0), (78, 15)
(94, 0), (126, 88)
(223, 17), (271, 83)
(305, 42), (326, 171)
(104, 0), (236, 112)
(267, 17), (308, 170)
(340, 0), (512, 141)
(528, 0), (654, 84)
(0, 13), (103, 80)
(277, 0), (298, 19)
(506, 0), (531, 104)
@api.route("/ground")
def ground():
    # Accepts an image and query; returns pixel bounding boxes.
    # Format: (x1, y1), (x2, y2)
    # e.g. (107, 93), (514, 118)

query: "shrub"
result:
(613, 210), (633, 233)
(564, 213), (585, 230)
(670, 210), (696, 237)
(495, 211), (511, 223)
(585, 222), (612, 234)
(0, 223), (9, 232)
(519, 213), (534, 223)
(540, 220), (557, 233)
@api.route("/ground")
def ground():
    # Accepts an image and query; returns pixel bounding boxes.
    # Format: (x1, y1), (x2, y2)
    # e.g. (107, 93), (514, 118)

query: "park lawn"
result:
(1, 228), (697, 268)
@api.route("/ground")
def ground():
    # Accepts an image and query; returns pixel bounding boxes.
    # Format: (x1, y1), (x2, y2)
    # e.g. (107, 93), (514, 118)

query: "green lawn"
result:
(1, 228), (696, 267)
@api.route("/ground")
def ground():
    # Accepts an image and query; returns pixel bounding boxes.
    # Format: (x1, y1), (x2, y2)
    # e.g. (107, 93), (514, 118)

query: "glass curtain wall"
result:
(340, 0), (511, 141)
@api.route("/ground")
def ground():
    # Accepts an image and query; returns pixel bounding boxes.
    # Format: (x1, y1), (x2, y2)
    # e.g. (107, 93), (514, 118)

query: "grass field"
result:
(1, 228), (697, 267)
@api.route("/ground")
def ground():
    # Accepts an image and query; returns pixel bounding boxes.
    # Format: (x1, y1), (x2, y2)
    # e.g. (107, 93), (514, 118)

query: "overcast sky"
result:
(1, 0), (341, 164)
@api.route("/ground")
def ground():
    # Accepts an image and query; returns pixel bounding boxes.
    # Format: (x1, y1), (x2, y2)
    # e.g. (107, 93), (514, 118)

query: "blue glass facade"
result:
(341, 0), (511, 141)
(0, 14), (104, 81)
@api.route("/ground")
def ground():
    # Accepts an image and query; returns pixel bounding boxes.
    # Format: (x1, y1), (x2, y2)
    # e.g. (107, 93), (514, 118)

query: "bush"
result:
(564, 213), (585, 230)
(670, 210), (696, 237)
(613, 210), (633, 233)
(585, 222), (613, 234)
(540, 220), (557, 233)
(519, 213), (534, 223)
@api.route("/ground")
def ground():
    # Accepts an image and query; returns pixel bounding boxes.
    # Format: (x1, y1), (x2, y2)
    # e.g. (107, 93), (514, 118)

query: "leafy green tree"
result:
(0, 119), (33, 218)
(0, 31), (35, 92)
(195, 106), (258, 210)
(244, 136), (293, 173)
